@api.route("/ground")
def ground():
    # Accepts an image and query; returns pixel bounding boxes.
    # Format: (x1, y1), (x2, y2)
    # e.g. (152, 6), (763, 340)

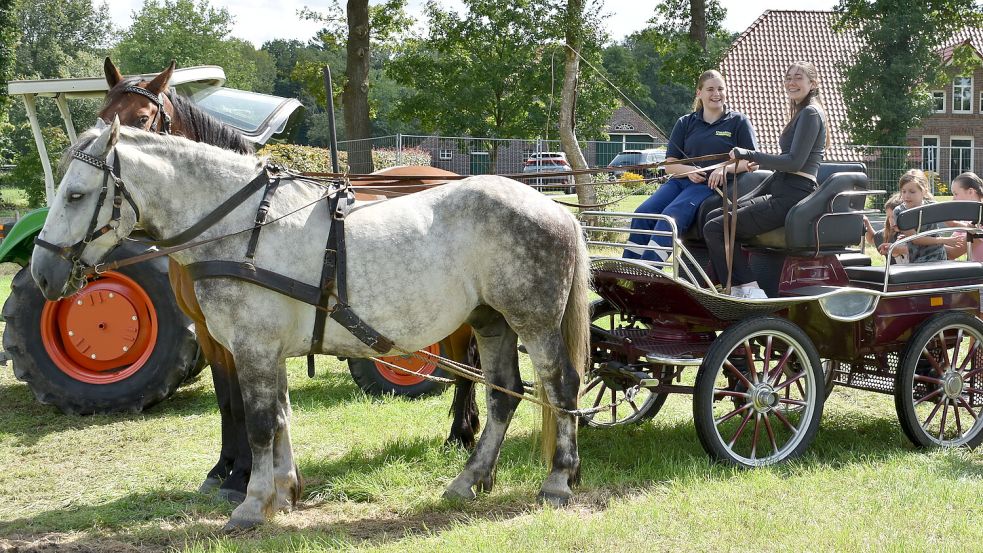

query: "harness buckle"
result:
(92, 262), (108, 275)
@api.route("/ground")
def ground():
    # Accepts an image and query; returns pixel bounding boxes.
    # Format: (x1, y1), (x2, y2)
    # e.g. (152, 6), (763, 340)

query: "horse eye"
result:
(138, 116), (150, 126)
(68, 192), (84, 202)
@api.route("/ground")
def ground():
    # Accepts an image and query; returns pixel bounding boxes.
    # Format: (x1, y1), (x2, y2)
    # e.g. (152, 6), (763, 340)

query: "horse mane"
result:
(103, 77), (255, 155)
(169, 92), (255, 155)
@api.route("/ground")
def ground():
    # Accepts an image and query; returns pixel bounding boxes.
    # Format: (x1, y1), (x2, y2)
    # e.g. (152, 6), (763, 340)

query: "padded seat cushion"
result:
(845, 261), (983, 285)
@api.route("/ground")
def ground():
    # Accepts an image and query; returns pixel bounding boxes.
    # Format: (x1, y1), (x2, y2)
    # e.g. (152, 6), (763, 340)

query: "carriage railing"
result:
(812, 189), (885, 257)
(580, 211), (716, 291)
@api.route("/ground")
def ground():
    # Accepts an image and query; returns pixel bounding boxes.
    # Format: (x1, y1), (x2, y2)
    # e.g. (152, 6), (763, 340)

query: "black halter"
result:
(123, 85), (172, 134)
(34, 148), (141, 274)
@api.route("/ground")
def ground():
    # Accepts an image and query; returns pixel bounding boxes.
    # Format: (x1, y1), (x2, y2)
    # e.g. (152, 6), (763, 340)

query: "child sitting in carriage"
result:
(945, 172), (983, 261)
(878, 169), (958, 264)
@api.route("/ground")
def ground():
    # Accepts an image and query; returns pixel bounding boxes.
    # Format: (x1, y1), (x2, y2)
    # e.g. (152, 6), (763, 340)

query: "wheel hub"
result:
(750, 384), (780, 413)
(942, 370), (965, 399)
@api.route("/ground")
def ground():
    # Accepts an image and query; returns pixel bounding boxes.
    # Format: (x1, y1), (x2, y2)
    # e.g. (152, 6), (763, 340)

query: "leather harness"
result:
(39, 150), (394, 376)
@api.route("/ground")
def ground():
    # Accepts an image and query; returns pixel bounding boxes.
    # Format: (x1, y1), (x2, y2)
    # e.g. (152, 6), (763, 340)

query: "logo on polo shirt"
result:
(715, 131), (732, 137)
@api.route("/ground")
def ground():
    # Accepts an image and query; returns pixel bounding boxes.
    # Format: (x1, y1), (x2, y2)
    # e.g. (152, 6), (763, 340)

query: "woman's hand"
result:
(686, 169), (707, 184)
(708, 166), (727, 189)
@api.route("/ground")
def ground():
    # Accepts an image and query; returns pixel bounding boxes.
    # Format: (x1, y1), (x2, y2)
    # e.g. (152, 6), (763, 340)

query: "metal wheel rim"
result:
(906, 323), (983, 447)
(708, 329), (817, 466)
(583, 305), (662, 427)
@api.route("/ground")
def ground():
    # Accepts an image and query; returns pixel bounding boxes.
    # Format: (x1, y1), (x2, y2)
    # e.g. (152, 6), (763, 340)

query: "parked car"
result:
(522, 151), (575, 193)
(607, 148), (667, 179)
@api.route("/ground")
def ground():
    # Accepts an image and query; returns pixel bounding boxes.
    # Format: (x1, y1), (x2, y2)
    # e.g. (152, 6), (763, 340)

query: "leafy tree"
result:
(835, 0), (983, 145)
(388, 0), (614, 142)
(646, 0), (730, 86)
(602, 30), (694, 134)
(13, 0), (111, 79)
(0, 0), (17, 125)
(114, 0), (273, 91)
(300, 0), (413, 172)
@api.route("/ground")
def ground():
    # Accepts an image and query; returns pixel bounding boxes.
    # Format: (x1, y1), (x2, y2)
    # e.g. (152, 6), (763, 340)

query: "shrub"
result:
(258, 144), (432, 173)
(0, 124), (69, 208)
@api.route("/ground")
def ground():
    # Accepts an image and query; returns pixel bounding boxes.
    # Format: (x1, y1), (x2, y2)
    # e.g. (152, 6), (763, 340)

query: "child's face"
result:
(886, 208), (897, 230)
(900, 182), (925, 208)
(952, 182), (981, 201)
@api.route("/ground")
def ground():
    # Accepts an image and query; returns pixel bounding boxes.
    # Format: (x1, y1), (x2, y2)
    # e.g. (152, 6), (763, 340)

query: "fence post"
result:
(396, 133), (402, 166)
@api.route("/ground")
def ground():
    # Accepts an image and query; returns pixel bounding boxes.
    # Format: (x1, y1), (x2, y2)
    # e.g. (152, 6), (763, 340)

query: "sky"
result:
(106, 0), (840, 48)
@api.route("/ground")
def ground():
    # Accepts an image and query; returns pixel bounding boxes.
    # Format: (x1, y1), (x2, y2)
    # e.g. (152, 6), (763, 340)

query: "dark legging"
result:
(703, 173), (814, 286)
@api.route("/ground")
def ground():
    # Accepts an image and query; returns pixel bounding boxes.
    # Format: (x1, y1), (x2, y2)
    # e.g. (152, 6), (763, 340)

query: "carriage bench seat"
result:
(845, 261), (983, 287)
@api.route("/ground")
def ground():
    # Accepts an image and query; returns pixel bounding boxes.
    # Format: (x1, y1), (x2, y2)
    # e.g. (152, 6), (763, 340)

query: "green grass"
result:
(2, 285), (983, 551)
(0, 187), (29, 210)
(1, 205), (980, 552)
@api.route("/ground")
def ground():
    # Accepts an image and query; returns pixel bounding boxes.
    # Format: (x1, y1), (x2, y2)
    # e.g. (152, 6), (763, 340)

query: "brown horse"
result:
(98, 59), (480, 502)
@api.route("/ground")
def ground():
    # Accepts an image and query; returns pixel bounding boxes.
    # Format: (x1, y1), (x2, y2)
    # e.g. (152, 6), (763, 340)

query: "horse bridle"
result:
(34, 148), (141, 279)
(122, 85), (172, 134)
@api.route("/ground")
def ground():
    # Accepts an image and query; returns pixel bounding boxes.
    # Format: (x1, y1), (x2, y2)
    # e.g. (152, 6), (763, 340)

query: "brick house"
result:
(720, 10), (983, 186)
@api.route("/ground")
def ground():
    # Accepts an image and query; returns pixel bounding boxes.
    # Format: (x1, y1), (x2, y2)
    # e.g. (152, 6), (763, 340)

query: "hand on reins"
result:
(686, 169), (707, 184)
(708, 166), (726, 189)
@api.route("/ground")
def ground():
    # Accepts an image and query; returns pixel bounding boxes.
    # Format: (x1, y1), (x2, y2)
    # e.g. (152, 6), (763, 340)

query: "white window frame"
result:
(952, 76), (973, 114)
(932, 90), (946, 113)
(979, 90), (983, 114)
(922, 135), (939, 174)
(438, 149), (453, 161)
(951, 136), (974, 176)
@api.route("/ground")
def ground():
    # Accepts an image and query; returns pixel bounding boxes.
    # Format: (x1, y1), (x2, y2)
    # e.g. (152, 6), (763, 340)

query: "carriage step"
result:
(643, 352), (703, 366)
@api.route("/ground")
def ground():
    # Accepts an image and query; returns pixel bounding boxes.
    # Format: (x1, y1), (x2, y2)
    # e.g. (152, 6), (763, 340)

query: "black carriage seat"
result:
(845, 201), (983, 287)
(684, 162), (869, 255)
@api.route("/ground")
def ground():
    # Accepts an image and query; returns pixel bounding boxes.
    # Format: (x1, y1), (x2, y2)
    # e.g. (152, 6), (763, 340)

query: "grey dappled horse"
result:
(31, 121), (590, 530)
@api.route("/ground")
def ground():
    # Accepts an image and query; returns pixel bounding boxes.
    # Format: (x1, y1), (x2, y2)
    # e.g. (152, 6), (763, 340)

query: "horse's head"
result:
(32, 118), (140, 300)
(99, 57), (176, 134)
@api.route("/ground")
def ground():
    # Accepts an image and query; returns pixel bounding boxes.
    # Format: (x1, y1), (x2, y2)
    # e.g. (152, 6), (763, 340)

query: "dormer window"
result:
(953, 76), (972, 113)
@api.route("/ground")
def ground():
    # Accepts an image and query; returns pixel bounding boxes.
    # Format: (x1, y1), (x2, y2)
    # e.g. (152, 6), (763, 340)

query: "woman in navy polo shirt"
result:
(623, 69), (758, 263)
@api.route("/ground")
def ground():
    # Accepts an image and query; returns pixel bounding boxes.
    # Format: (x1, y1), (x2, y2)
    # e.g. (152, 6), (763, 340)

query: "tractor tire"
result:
(2, 242), (198, 414)
(348, 342), (449, 398)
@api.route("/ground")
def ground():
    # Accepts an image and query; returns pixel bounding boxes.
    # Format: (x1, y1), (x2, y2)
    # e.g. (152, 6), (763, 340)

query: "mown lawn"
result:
(1, 204), (981, 552)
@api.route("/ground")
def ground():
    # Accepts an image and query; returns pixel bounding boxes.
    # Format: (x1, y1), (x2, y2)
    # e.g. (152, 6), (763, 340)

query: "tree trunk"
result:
(689, 0), (708, 50)
(559, 0), (596, 205)
(344, 0), (374, 174)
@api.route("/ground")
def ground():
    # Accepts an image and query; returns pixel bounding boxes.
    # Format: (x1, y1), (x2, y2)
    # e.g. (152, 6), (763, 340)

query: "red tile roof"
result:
(720, 10), (982, 161)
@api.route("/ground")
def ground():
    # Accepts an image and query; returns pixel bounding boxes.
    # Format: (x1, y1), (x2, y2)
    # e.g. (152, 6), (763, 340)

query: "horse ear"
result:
(104, 57), (123, 87)
(146, 60), (176, 94)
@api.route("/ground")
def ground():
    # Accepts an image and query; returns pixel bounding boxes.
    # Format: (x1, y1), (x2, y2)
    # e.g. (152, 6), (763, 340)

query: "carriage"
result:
(578, 163), (983, 467)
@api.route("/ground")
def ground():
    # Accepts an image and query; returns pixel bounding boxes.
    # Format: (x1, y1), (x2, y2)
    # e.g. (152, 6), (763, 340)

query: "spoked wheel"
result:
(581, 299), (669, 427)
(694, 316), (824, 467)
(895, 312), (983, 448)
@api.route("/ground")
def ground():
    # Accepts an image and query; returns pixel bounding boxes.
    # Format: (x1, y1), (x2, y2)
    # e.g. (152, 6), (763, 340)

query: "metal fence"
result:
(337, 135), (983, 199)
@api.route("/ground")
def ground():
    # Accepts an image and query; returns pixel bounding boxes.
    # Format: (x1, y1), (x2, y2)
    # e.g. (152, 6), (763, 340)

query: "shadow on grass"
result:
(0, 365), (363, 447)
(0, 410), (927, 548)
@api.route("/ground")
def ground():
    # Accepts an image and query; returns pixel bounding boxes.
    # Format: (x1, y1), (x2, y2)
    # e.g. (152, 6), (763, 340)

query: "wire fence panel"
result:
(336, 135), (982, 202)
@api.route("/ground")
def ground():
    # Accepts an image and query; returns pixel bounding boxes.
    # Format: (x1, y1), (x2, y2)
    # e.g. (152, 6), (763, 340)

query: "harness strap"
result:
(186, 261), (322, 304)
(309, 188), (343, 376)
(148, 169), (272, 247)
(245, 176), (282, 262)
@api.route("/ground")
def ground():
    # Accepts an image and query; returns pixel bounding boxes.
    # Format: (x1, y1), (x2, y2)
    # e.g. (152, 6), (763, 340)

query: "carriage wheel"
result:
(581, 299), (669, 427)
(894, 312), (983, 448)
(347, 342), (449, 398)
(694, 316), (824, 467)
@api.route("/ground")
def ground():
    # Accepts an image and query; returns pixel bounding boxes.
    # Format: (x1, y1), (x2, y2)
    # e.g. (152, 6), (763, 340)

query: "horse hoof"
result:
(537, 490), (571, 507)
(198, 477), (222, 494)
(222, 517), (263, 533)
(442, 485), (476, 502)
(217, 489), (247, 505)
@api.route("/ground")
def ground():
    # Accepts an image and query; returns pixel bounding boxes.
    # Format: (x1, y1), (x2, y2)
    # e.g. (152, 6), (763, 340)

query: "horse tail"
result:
(540, 214), (591, 463)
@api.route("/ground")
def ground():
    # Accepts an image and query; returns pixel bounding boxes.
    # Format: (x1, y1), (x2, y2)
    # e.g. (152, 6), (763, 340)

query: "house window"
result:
(953, 77), (972, 113)
(979, 91), (983, 113)
(439, 149), (453, 161)
(922, 136), (939, 174)
(951, 137), (974, 177)
(932, 91), (945, 113)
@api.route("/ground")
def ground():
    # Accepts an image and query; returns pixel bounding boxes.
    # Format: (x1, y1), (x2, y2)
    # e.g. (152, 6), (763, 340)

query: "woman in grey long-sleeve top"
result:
(703, 61), (829, 299)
